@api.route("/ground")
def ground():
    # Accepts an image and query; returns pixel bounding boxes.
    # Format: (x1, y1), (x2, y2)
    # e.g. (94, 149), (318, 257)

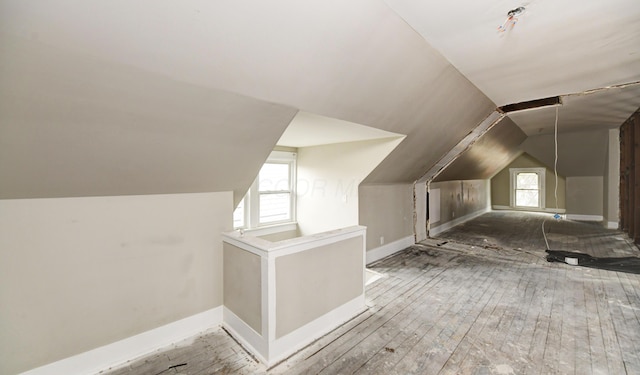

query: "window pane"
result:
(233, 198), (245, 228)
(259, 193), (290, 223)
(516, 190), (539, 207)
(516, 172), (538, 189)
(259, 163), (289, 192)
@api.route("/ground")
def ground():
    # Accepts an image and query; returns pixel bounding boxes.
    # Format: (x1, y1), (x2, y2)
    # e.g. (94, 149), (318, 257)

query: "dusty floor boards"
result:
(105, 212), (640, 375)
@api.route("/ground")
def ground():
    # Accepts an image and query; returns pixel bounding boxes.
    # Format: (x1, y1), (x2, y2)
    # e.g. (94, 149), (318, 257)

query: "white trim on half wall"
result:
(366, 235), (414, 265)
(21, 307), (223, 375)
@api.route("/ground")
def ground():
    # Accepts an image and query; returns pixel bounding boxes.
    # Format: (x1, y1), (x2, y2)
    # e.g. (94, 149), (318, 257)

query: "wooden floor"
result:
(105, 212), (640, 375)
(431, 210), (640, 258)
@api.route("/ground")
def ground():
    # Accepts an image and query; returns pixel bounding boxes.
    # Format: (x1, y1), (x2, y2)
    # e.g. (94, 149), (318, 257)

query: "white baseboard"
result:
(366, 235), (414, 265)
(223, 295), (365, 367)
(222, 307), (268, 364)
(430, 207), (489, 237)
(21, 306), (223, 375)
(565, 214), (604, 222)
(270, 295), (366, 366)
(606, 221), (619, 230)
(492, 205), (566, 214)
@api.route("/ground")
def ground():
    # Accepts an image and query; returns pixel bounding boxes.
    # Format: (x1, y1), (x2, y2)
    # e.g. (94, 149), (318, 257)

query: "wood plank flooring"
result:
(431, 211), (639, 258)
(105, 213), (640, 374)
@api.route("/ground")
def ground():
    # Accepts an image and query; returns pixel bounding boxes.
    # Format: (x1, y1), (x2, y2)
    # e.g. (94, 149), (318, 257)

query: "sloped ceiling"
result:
(4, 0), (635, 199)
(0, 33), (297, 199)
(383, 0), (640, 107)
(521, 129), (609, 177)
(277, 112), (404, 148)
(0, 0), (498, 199)
(433, 118), (526, 182)
(383, 0), (639, 180)
(508, 85), (640, 136)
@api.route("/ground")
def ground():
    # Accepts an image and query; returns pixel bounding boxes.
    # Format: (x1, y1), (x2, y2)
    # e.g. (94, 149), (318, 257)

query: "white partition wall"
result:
(222, 226), (367, 366)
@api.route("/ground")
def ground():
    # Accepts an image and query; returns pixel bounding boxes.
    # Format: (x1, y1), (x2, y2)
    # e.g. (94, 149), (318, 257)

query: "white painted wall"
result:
(296, 138), (403, 236)
(0, 192), (232, 375)
(359, 184), (415, 252)
(566, 176), (604, 218)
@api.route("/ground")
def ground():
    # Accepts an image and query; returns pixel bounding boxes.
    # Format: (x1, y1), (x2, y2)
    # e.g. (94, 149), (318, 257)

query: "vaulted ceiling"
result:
(0, 0), (639, 199)
(385, 0), (640, 131)
(386, 0), (640, 178)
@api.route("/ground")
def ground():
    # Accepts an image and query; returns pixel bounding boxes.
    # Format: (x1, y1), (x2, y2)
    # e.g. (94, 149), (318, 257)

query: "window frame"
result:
(234, 151), (297, 229)
(509, 167), (546, 209)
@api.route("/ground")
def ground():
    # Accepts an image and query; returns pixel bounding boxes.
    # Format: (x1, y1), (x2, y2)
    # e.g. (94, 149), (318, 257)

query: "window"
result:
(233, 151), (296, 229)
(515, 172), (539, 207)
(233, 198), (245, 228)
(510, 168), (545, 209)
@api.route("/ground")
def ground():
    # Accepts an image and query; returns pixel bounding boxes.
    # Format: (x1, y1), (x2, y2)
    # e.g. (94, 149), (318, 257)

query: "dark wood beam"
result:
(499, 96), (562, 113)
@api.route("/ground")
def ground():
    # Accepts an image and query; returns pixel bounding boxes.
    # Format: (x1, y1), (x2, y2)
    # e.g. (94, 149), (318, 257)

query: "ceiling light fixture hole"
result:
(507, 6), (526, 17)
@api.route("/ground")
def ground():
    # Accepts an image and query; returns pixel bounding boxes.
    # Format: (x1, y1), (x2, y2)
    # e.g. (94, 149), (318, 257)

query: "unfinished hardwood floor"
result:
(430, 210), (639, 258)
(105, 215), (640, 375)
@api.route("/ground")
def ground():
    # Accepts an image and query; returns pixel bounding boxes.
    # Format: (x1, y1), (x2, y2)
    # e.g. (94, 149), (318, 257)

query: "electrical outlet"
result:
(380, 236), (385, 245)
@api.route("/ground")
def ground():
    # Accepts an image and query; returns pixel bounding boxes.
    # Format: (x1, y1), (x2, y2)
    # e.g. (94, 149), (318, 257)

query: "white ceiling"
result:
(509, 85), (640, 135)
(0, 0), (497, 197)
(384, 0), (640, 135)
(1, 0), (639, 199)
(277, 111), (404, 148)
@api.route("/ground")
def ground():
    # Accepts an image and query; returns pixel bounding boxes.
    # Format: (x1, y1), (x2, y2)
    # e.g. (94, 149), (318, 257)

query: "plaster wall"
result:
(359, 184), (414, 251)
(0, 192), (232, 375)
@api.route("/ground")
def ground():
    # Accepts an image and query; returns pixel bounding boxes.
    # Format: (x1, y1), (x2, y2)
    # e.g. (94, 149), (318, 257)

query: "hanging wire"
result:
(542, 105), (560, 251)
(554, 106), (559, 211)
(498, 15), (518, 33)
(542, 220), (551, 250)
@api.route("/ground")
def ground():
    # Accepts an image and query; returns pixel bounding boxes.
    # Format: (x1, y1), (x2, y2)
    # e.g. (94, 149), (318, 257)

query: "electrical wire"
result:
(542, 220), (551, 250)
(498, 15), (517, 32)
(542, 105), (560, 251)
(554, 106), (559, 211)
(498, 7), (525, 33)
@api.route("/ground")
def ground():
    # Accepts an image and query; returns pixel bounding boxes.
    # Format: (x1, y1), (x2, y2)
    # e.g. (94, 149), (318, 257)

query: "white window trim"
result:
(509, 168), (546, 209)
(235, 151), (297, 229)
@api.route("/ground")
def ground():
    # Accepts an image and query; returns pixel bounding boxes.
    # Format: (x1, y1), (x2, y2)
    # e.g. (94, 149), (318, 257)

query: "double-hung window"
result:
(510, 168), (545, 209)
(258, 162), (293, 224)
(234, 151), (296, 229)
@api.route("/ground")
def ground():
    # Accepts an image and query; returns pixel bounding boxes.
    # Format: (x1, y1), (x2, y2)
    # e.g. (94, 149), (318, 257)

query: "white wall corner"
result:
(21, 306), (223, 375)
(224, 295), (366, 368)
(222, 307), (268, 365)
(269, 295), (366, 366)
(366, 235), (415, 265)
(606, 221), (619, 230)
